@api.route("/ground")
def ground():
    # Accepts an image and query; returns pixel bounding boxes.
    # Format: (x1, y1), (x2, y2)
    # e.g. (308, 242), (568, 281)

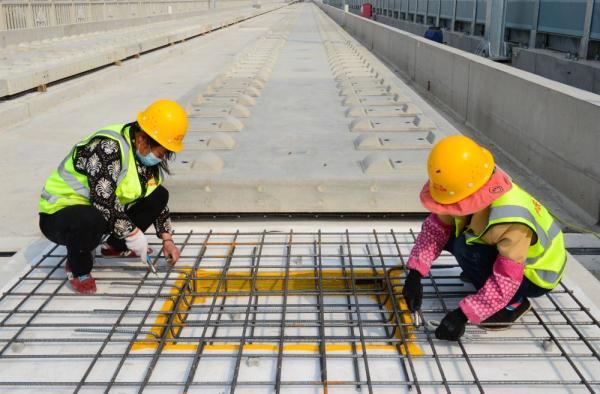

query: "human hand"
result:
(402, 270), (423, 312)
(435, 308), (468, 341)
(162, 239), (180, 265)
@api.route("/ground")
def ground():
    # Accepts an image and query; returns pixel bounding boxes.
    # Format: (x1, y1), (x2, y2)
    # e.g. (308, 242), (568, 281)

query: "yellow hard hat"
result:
(137, 99), (188, 153)
(427, 135), (494, 204)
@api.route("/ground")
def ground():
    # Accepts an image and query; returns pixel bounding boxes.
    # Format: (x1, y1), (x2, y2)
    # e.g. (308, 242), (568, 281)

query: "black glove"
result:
(435, 308), (468, 341)
(402, 270), (423, 312)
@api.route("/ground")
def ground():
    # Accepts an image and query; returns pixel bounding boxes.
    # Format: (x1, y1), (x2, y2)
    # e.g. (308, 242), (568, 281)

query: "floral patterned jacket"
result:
(73, 137), (172, 239)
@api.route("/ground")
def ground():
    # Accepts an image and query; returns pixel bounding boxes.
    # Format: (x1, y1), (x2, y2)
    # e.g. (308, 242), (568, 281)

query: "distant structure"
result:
(326, 0), (600, 94)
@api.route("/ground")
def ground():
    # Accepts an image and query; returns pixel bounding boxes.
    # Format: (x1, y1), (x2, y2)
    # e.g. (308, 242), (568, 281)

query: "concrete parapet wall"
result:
(513, 47), (600, 96)
(318, 3), (600, 222)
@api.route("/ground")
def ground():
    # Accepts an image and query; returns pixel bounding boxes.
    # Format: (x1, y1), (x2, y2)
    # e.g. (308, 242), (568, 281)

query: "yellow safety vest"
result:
(455, 183), (566, 289)
(39, 124), (161, 215)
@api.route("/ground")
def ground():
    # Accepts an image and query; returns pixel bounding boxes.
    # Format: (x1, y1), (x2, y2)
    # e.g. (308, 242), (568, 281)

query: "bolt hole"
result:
(181, 160), (189, 164)
(383, 138), (390, 142)
(395, 160), (402, 164)
(418, 138), (424, 141)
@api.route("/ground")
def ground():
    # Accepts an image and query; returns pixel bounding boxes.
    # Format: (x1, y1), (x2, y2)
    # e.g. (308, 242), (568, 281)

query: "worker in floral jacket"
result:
(38, 99), (188, 294)
(403, 135), (567, 340)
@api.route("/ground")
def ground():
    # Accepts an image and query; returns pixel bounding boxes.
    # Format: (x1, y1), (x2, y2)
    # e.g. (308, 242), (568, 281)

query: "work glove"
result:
(402, 269), (423, 312)
(125, 228), (148, 264)
(435, 308), (468, 341)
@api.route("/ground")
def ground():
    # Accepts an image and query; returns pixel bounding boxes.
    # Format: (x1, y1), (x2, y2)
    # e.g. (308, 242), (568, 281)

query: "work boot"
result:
(100, 243), (153, 259)
(64, 261), (96, 294)
(479, 298), (531, 331)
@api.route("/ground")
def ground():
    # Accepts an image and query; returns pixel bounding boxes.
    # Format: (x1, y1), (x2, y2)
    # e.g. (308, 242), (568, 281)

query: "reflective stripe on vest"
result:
(488, 205), (562, 265)
(537, 258), (566, 284)
(459, 183), (566, 289)
(40, 129), (131, 203)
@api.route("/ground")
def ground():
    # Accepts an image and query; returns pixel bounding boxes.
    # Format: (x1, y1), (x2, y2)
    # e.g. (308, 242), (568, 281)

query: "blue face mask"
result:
(136, 150), (162, 167)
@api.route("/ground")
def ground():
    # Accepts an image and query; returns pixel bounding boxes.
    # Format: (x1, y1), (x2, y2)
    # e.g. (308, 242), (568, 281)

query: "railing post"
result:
(470, 0), (477, 35)
(450, 0), (457, 31)
(528, 0), (540, 49)
(578, 0), (595, 59)
(0, 3), (7, 30)
(49, 0), (57, 26)
(26, 0), (35, 28)
(70, 0), (75, 24)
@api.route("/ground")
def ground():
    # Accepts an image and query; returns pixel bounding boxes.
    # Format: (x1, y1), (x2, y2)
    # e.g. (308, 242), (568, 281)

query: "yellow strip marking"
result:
(132, 268), (422, 356)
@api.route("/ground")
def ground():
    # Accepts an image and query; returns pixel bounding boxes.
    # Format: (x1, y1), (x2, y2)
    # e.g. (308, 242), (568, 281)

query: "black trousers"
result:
(445, 232), (550, 302)
(39, 186), (169, 276)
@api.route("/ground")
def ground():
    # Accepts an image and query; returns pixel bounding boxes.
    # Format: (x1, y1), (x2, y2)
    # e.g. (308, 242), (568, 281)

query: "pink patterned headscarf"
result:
(420, 167), (513, 216)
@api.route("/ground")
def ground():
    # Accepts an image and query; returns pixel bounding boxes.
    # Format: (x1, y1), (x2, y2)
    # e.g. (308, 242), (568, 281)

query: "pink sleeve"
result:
(407, 214), (453, 276)
(459, 255), (524, 324)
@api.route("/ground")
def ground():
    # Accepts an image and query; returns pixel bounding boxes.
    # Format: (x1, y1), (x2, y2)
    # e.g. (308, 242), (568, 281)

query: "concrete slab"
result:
(0, 7), (294, 251)
(0, 4), (286, 98)
(163, 4), (460, 213)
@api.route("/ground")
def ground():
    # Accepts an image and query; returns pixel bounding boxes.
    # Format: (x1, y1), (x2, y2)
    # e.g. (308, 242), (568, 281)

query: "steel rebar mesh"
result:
(0, 229), (598, 393)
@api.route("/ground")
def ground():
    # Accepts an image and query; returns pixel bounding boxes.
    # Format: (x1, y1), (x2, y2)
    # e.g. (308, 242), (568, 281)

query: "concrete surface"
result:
(0, 1), (597, 258)
(0, 4), (286, 97)
(0, 7), (295, 251)
(168, 5), (455, 214)
(513, 47), (600, 95)
(318, 3), (600, 227)
(564, 233), (600, 280)
(0, 2), (469, 253)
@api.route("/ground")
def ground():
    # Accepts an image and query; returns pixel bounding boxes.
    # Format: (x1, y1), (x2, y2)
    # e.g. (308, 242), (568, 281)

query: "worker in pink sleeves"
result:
(402, 135), (567, 341)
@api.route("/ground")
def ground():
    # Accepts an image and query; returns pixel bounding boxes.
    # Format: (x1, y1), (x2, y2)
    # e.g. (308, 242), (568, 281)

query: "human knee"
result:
(75, 209), (108, 250)
(151, 186), (169, 210)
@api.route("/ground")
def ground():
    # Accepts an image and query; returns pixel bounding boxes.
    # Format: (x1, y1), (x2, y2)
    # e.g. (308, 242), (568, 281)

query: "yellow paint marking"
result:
(132, 268), (422, 356)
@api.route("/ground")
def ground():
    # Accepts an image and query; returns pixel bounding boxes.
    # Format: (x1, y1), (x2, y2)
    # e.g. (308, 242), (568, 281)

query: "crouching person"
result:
(38, 99), (188, 294)
(402, 136), (566, 340)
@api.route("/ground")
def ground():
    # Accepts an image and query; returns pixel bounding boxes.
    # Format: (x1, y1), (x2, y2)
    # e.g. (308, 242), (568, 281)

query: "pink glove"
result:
(407, 214), (453, 276)
(459, 255), (524, 324)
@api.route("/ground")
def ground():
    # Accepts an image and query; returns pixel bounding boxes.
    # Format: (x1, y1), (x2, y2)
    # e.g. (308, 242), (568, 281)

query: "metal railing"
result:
(0, 0), (251, 30)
